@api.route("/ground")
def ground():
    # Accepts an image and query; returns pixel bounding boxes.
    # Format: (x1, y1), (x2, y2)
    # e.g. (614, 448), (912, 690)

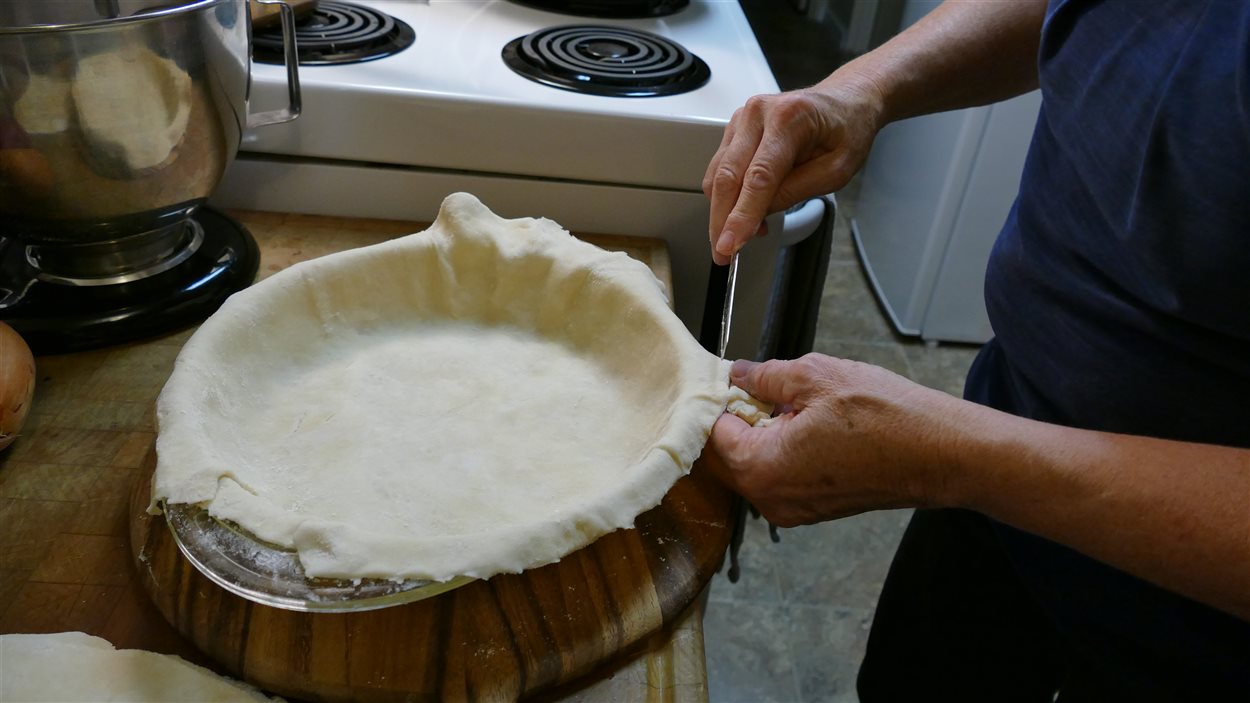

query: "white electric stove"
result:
(213, 0), (833, 360)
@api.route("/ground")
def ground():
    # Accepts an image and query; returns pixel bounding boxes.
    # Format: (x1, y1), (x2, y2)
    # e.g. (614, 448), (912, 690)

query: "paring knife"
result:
(718, 251), (739, 359)
(718, 249), (782, 584)
(719, 249), (744, 583)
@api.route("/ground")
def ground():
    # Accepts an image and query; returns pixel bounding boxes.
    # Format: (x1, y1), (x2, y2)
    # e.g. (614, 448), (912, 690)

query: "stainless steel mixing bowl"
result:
(0, 0), (299, 280)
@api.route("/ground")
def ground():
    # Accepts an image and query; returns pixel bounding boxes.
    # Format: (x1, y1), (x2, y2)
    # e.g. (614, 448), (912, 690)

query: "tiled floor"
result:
(701, 178), (983, 703)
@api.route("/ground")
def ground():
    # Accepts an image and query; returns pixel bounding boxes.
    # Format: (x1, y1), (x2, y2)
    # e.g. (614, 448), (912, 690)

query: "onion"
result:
(0, 147), (55, 199)
(0, 322), (35, 450)
(0, 118), (55, 200)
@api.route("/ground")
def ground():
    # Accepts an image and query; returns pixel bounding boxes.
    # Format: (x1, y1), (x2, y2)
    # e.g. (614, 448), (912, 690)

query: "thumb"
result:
(730, 358), (818, 408)
(704, 412), (752, 493)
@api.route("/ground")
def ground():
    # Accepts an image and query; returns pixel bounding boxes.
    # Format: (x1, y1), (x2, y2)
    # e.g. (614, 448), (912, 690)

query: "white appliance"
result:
(850, 0), (1040, 345)
(213, 0), (834, 361)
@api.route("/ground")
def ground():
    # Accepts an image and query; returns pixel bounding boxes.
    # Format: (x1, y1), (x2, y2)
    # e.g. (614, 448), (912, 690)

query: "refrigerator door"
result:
(922, 94), (1042, 342)
(851, 91), (1041, 344)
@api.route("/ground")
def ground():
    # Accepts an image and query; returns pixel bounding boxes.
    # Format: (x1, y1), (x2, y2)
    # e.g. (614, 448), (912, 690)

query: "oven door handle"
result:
(248, 0), (302, 128)
(777, 196), (829, 247)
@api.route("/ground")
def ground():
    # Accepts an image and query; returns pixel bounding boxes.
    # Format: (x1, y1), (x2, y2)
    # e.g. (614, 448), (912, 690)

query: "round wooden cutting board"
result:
(129, 452), (732, 702)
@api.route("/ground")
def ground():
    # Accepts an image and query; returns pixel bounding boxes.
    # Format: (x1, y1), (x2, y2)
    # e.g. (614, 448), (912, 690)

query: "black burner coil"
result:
(506, 0), (689, 18)
(253, 1), (415, 66)
(502, 25), (710, 98)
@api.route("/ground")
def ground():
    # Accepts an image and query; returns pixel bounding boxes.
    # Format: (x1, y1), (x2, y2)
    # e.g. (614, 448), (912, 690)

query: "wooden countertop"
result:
(0, 210), (725, 702)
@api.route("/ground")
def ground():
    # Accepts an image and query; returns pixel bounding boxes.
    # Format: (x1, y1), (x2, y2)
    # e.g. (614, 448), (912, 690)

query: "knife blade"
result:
(718, 250), (739, 360)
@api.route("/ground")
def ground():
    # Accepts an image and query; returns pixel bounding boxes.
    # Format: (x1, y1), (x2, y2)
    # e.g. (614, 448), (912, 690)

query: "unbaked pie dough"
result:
(152, 193), (769, 582)
(0, 632), (277, 702)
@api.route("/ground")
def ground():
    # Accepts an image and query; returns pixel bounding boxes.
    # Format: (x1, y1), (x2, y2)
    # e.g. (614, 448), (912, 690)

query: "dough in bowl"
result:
(73, 46), (192, 174)
(152, 193), (768, 582)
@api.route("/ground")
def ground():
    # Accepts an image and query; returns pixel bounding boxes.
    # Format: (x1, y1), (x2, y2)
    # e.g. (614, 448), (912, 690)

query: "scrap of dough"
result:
(72, 46), (191, 172)
(153, 193), (770, 582)
(727, 385), (774, 426)
(0, 632), (278, 702)
(14, 73), (73, 135)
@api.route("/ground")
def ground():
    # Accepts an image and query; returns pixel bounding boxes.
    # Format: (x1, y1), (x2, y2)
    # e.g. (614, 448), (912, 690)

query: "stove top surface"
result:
(249, 0), (775, 122)
(239, 0), (778, 192)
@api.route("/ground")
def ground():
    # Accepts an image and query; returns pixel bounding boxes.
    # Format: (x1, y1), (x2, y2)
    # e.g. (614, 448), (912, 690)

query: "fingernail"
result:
(715, 232), (735, 257)
(730, 359), (756, 381)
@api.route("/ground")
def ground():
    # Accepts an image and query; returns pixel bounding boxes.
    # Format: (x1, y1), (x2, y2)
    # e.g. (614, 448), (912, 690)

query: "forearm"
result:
(823, 0), (1047, 125)
(938, 401), (1250, 621)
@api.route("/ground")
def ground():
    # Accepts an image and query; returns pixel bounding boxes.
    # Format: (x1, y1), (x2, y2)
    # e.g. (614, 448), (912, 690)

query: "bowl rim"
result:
(0, 0), (226, 35)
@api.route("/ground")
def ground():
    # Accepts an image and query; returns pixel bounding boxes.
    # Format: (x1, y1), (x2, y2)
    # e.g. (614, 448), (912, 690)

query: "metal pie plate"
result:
(164, 501), (473, 613)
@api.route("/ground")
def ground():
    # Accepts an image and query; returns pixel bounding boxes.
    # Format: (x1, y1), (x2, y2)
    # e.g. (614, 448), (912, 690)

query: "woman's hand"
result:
(702, 80), (885, 265)
(707, 354), (1250, 620)
(705, 354), (968, 526)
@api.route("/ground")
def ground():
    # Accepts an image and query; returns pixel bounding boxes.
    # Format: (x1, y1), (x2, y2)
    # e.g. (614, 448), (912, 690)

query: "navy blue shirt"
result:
(975, 0), (1250, 695)
(986, 0), (1250, 444)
